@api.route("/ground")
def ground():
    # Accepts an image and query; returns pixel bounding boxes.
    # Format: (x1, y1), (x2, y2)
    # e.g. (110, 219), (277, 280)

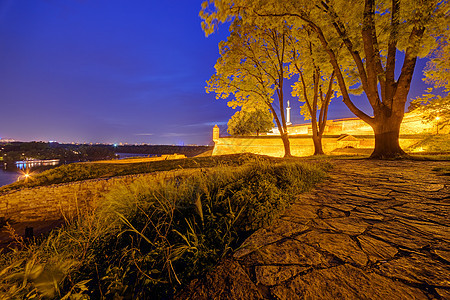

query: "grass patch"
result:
(0, 154), (277, 193)
(0, 156), (329, 299)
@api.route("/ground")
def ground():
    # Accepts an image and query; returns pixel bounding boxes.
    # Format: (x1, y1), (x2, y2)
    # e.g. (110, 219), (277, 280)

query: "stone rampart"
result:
(0, 174), (150, 222)
(212, 135), (422, 157)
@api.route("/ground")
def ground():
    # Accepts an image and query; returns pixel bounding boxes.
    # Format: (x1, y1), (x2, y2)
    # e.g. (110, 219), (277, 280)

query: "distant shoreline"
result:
(114, 145), (213, 157)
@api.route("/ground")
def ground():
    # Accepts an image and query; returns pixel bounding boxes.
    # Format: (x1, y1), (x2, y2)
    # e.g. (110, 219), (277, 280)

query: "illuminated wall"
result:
(284, 112), (434, 136)
(213, 112), (432, 157)
(212, 135), (422, 157)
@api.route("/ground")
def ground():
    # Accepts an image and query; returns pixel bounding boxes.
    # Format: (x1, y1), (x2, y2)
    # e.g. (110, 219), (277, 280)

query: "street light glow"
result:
(19, 170), (33, 181)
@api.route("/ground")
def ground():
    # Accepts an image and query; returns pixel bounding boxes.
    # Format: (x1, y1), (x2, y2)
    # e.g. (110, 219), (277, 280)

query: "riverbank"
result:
(0, 153), (252, 193)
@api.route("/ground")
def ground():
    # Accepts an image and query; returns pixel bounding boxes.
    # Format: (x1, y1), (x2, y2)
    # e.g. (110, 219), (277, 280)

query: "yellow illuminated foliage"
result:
(410, 28), (450, 131)
(206, 20), (294, 156)
(201, 0), (450, 158)
(227, 106), (274, 136)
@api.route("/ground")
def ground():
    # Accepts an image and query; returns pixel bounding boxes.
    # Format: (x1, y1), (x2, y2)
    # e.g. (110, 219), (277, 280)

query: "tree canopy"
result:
(410, 26), (450, 131)
(201, 0), (450, 158)
(206, 21), (293, 156)
(227, 106), (274, 136)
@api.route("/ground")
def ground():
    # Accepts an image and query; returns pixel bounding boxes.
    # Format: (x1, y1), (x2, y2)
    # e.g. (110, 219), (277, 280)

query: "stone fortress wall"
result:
(0, 173), (152, 223)
(0, 155), (194, 224)
(212, 112), (435, 157)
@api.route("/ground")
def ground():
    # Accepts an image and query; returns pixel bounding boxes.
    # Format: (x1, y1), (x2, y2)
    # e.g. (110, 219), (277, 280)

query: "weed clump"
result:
(0, 157), (328, 299)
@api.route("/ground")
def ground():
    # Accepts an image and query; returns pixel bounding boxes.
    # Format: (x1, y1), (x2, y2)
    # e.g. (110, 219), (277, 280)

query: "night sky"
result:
(0, 1), (430, 145)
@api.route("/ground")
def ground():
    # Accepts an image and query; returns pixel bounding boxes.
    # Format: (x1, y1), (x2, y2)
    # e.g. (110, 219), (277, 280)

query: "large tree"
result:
(227, 105), (274, 136)
(201, 0), (449, 158)
(206, 21), (293, 157)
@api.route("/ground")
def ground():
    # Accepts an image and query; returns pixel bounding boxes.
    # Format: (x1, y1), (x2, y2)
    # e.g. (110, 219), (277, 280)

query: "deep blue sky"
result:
(0, 0), (430, 145)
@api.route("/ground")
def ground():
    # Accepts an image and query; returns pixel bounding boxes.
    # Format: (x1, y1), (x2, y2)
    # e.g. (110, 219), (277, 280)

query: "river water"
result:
(0, 153), (154, 187)
(0, 169), (21, 187)
(0, 160), (60, 188)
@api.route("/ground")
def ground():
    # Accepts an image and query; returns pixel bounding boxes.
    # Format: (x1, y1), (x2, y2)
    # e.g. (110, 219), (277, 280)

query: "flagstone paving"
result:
(177, 159), (450, 299)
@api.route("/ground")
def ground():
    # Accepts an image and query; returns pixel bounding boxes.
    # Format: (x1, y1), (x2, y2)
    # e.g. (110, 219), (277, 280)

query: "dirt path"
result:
(178, 159), (450, 299)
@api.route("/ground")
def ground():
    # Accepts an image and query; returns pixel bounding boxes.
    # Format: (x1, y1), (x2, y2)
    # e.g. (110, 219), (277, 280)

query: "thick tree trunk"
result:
(370, 115), (407, 159)
(312, 134), (325, 155)
(281, 133), (292, 157)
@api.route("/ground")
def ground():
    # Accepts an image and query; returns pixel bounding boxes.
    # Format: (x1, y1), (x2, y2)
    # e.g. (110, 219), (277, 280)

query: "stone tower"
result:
(213, 124), (220, 142)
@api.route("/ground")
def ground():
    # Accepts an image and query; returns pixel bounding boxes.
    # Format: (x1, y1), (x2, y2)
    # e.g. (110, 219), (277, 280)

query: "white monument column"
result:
(286, 100), (292, 125)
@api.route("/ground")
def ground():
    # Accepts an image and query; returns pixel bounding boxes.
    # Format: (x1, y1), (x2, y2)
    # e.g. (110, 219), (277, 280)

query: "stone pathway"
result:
(177, 159), (450, 299)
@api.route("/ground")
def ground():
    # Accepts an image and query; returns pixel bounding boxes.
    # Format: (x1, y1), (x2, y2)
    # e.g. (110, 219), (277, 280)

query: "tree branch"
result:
(362, 0), (382, 111)
(319, 2), (370, 96)
(253, 10), (374, 126)
(395, 25), (425, 112)
(320, 71), (335, 134)
(385, 0), (400, 106)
